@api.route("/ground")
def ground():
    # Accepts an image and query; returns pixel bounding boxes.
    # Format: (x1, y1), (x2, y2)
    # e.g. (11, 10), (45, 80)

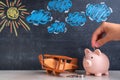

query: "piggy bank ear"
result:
(84, 48), (92, 54)
(94, 49), (101, 56)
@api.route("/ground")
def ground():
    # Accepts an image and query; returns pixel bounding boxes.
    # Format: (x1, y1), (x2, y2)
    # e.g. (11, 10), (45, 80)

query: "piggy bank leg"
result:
(86, 72), (90, 75)
(95, 73), (102, 76)
(105, 71), (109, 76)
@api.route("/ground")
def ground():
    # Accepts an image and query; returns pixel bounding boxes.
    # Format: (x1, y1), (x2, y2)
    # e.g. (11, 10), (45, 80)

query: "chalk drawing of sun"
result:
(0, 0), (30, 36)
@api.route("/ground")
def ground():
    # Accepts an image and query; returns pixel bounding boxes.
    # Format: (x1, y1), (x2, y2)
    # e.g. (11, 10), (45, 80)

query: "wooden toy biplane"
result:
(38, 54), (78, 75)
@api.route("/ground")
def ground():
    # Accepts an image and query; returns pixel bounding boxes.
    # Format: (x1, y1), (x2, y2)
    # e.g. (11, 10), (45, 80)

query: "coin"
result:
(66, 74), (85, 78)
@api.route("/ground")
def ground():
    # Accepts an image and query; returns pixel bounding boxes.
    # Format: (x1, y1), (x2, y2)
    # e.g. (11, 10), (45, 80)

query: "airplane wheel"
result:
(53, 71), (60, 76)
(69, 69), (75, 72)
(46, 70), (52, 74)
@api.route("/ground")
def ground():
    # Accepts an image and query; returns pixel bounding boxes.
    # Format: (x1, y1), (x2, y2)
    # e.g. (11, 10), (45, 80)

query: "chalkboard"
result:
(0, 0), (120, 70)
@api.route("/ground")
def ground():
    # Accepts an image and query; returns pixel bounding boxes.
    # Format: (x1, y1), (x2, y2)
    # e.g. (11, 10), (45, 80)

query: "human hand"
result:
(91, 22), (120, 48)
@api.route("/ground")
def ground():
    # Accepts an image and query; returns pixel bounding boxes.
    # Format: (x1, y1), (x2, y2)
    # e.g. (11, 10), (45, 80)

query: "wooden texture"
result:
(38, 54), (78, 75)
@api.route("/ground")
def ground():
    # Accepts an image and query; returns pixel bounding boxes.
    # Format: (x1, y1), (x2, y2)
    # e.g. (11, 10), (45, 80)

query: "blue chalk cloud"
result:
(65, 12), (87, 26)
(47, 21), (67, 34)
(47, 0), (72, 13)
(26, 9), (53, 26)
(86, 2), (113, 22)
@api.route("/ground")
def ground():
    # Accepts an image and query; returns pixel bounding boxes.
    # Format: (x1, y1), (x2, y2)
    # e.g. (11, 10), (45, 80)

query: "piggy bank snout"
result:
(84, 60), (92, 67)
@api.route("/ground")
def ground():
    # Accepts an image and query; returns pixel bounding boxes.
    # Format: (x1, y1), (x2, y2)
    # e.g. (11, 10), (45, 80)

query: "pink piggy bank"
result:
(83, 48), (110, 76)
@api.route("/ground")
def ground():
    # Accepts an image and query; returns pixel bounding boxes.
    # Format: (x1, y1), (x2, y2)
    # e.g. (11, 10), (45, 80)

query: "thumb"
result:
(95, 35), (111, 47)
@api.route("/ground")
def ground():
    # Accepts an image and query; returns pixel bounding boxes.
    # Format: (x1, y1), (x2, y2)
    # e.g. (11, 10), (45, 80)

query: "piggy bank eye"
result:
(91, 57), (93, 59)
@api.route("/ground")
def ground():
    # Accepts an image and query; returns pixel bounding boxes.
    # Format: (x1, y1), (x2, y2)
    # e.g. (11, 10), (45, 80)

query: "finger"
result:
(95, 35), (111, 47)
(91, 22), (107, 47)
(91, 26), (104, 48)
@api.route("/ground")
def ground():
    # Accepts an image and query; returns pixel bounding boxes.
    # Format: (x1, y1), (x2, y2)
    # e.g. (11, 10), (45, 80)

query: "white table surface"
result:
(0, 70), (120, 80)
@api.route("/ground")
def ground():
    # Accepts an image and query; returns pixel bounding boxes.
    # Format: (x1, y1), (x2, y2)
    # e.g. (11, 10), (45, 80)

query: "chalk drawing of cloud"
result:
(65, 12), (87, 26)
(47, 21), (67, 34)
(47, 0), (72, 13)
(86, 2), (113, 22)
(26, 9), (53, 26)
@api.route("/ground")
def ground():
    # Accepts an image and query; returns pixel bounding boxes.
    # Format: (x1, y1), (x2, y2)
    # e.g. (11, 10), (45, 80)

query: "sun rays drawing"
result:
(0, 0), (30, 36)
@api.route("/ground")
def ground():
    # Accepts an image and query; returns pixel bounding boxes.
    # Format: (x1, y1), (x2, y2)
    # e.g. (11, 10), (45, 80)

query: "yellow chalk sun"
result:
(7, 7), (19, 20)
(0, 0), (30, 36)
